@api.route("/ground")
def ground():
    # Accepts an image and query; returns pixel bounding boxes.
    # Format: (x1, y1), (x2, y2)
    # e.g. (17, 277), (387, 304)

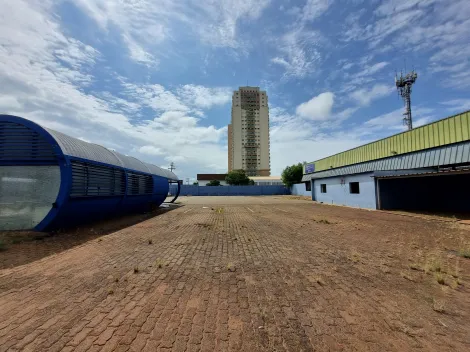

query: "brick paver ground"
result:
(0, 196), (469, 351)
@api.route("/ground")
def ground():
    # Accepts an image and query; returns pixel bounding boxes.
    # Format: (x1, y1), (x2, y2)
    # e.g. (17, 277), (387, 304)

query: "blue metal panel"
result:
(291, 183), (311, 197)
(456, 144), (464, 164)
(314, 173), (377, 209)
(463, 144), (470, 161)
(305, 163), (315, 173)
(170, 185), (290, 196)
(0, 115), (180, 231)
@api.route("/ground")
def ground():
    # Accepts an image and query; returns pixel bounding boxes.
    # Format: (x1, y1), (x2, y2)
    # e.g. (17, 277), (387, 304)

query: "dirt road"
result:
(0, 196), (469, 351)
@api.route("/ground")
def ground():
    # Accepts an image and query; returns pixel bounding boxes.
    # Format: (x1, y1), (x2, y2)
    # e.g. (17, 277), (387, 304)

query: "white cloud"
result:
(350, 84), (394, 106)
(72, 0), (272, 64)
(342, 0), (470, 90)
(176, 85), (232, 109)
(269, 107), (365, 174)
(139, 145), (164, 156)
(0, 0), (232, 181)
(296, 92), (334, 120)
(300, 0), (332, 22)
(440, 99), (470, 112)
(122, 34), (157, 67)
(271, 28), (323, 79)
(364, 107), (435, 132)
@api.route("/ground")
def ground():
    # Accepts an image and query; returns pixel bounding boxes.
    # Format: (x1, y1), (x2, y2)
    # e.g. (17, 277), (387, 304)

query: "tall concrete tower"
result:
(228, 87), (270, 176)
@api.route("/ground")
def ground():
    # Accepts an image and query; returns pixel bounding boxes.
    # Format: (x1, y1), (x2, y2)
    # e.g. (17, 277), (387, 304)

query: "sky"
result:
(1, 0), (470, 182)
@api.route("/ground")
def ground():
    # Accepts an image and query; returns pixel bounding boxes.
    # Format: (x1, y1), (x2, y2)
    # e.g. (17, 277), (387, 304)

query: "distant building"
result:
(197, 174), (282, 186)
(301, 110), (470, 213)
(197, 174), (228, 186)
(228, 87), (270, 176)
(249, 176), (283, 185)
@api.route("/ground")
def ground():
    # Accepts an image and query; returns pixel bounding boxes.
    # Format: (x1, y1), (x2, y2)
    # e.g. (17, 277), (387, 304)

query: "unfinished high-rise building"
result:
(228, 87), (270, 176)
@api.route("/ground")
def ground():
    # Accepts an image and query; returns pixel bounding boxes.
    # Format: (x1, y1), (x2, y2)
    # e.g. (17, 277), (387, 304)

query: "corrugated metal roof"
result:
(302, 141), (470, 181)
(46, 129), (121, 166)
(45, 128), (178, 180)
(305, 110), (470, 173)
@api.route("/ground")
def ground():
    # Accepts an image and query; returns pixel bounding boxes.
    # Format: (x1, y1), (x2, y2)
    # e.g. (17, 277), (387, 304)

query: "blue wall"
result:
(169, 185), (290, 196)
(313, 172), (377, 209)
(291, 183), (312, 197)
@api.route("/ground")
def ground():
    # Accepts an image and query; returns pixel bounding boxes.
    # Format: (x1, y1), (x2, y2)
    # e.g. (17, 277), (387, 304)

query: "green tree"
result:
(193, 181), (199, 185)
(225, 169), (251, 185)
(249, 179), (255, 185)
(281, 163), (303, 187)
(207, 179), (221, 186)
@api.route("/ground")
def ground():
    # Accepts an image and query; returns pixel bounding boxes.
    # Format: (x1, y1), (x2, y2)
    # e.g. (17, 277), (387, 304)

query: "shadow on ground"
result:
(0, 203), (182, 269)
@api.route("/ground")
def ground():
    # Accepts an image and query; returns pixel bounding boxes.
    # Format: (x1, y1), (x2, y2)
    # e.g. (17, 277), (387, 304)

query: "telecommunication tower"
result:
(395, 70), (418, 131)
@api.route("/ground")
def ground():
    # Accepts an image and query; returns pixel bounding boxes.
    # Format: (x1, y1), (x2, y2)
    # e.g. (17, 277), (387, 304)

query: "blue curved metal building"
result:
(0, 115), (180, 231)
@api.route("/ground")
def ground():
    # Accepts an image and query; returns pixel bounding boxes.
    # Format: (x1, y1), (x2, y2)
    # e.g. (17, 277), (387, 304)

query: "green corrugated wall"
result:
(305, 110), (470, 173)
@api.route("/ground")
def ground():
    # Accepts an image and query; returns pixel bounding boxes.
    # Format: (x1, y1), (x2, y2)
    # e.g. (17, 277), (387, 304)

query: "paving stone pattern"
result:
(0, 197), (469, 351)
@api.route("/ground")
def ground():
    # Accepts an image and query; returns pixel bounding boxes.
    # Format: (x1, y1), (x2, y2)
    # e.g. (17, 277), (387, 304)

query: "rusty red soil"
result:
(0, 196), (469, 351)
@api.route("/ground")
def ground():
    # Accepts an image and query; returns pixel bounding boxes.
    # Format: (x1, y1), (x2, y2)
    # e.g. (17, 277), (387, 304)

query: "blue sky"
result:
(1, 0), (469, 181)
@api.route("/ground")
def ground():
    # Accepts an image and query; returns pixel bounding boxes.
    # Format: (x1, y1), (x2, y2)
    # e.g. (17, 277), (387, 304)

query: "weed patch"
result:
(409, 263), (423, 271)
(458, 248), (470, 259)
(435, 272), (446, 285)
(401, 271), (414, 281)
(432, 299), (445, 313)
(425, 257), (442, 273)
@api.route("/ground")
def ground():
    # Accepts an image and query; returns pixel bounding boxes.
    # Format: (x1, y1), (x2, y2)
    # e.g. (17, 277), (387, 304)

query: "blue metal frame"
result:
(0, 114), (178, 231)
(168, 180), (182, 203)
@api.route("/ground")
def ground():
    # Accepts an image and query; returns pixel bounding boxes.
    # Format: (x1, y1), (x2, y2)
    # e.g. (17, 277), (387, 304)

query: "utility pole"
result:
(168, 162), (176, 172)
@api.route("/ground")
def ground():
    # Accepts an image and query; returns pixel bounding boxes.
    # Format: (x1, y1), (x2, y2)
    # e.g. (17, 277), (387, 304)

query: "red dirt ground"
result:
(0, 196), (469, 351)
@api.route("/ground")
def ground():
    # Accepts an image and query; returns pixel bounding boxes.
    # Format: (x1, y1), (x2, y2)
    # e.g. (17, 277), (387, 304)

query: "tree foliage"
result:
(281, 163), (303, 187)
(225, 169), (251, 185)
(207, 179), (221, 186)
(193, 181), (199, 185)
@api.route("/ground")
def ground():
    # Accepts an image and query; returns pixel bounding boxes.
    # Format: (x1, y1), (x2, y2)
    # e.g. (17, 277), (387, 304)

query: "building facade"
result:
(228, 87), (270, 176)
(301, 110), (470, 213)
(196, 174), (281, 186)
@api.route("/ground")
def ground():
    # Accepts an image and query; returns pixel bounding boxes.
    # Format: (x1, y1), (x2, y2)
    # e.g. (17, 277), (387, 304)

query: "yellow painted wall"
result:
(305, 111), (470, 173)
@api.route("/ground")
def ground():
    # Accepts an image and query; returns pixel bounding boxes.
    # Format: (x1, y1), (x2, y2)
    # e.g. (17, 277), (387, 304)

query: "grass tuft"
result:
(435, 272), (446, 285)
(349, 250), (361, 263)
(425, 258), (442, 273)
(227, 262), (236, 272)
(458, 248), (470, 259)
(108, 289), (114, 295)
(156, 259), (164, 268)
(401, 271), (414, 281)
(432, 299), (445, 313)
(409, 263), (423, 271)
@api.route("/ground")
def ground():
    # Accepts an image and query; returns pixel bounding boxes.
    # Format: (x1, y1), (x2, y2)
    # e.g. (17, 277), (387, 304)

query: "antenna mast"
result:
(395, 69), (418, 131)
